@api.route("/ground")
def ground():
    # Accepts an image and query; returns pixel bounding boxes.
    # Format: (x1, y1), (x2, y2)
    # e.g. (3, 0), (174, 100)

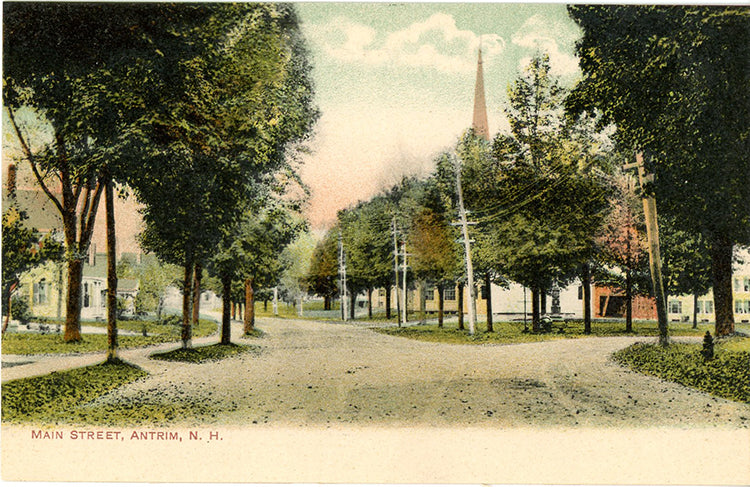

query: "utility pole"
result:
(338, 231), (348, 321)
(624, 152), (669, 346)
(452, 153), (477, 335)
(400, 240), (411, 325)
(392, 217), (402, 326)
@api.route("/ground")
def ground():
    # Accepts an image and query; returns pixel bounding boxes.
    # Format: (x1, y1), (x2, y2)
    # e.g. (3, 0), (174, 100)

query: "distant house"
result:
(371, 280), (588, 320)
(19, 249), (140, 321)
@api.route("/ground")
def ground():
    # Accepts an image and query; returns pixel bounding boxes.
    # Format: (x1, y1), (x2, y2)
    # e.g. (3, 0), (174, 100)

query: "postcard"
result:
(2, 2), (749, 485)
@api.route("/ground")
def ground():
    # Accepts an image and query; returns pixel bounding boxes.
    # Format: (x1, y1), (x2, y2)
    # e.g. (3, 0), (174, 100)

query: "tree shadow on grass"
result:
(150, 343), (260, 364)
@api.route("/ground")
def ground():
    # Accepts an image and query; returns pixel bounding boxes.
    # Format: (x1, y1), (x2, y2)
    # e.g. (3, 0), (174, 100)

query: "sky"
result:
(2, 2), (584, 251)
(293, 3), (582, 230)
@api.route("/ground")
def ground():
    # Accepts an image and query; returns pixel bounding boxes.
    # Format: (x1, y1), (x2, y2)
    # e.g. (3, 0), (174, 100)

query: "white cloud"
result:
(512, 15), (580, 77)
(308, 13), (506, 74)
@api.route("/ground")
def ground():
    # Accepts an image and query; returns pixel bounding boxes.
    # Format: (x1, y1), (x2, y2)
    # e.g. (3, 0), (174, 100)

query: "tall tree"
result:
(595, 173), (651, 332)
(3, 3), (177, 341)
(408, 206), (461, 327)
(568, 6), (750, 336)
(133, 4), (317, 346)
(306, 230), (340, 310)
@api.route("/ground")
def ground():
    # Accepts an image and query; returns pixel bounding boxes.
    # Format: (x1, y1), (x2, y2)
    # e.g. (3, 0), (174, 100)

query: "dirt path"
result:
(85, 317), (749, 428)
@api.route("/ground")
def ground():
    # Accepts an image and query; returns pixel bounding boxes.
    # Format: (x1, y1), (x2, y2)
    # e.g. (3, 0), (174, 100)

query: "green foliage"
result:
(659, 215), (712, 298)
(613, 338), (750, 403)
(569, 5), (750, 334)
(306, 229), (340, 300)
(1, 361), (148, 423)
(150, 343), (259, 364)
(10, 296), (32, 325)
(339, 195), (397, 293)
(119, 257), (181, 318)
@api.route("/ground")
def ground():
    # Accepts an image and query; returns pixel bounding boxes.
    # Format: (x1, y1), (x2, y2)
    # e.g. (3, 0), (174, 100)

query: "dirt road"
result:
(89, 317), (749, 428)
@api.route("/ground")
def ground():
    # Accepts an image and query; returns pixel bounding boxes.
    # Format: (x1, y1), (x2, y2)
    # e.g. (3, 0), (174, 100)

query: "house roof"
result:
(5, 189), (63, 233)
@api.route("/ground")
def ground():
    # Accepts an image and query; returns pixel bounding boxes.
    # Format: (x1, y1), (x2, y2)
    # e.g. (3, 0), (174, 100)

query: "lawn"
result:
(150, 343), (259, 363)
(1, 360), (148, 424)
(1, 318), (218, 355)
(614, 336), (750, 403)
(374, 319), (712, 345)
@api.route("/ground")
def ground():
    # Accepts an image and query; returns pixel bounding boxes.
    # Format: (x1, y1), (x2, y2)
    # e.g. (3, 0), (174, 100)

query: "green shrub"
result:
(614, 339), (750, 403)
(10, 296), (32, 325)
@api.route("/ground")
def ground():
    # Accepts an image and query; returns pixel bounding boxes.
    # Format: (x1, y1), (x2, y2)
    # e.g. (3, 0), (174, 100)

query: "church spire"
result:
(472, 42), (490, 141)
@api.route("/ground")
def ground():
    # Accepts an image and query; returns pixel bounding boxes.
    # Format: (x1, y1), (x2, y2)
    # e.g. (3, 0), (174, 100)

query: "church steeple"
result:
(472, 43), (490, 141)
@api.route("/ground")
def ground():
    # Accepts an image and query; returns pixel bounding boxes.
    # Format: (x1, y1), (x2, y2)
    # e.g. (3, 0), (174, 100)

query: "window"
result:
(33, 281), (48, 305)
(424, 285), (434, 301)
(481, 284), (488, 300)
(83, 283), (90, 308)
(734, 277), (749, 292)
(577, 286), (583, 300)
(444, 287), (456, 301)
(735, 300), (750, 314)
(698, 300), (714, 314)
(668, 300), (682, 314)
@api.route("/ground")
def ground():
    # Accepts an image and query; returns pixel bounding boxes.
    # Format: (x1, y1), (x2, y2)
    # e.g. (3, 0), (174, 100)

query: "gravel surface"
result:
(85, 317), (750, 428)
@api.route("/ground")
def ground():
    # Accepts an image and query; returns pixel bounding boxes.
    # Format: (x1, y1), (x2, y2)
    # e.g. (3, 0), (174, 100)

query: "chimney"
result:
(6, 164), (17, 196)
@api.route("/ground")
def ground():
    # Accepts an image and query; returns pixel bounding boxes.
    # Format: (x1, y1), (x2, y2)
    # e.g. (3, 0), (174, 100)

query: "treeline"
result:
(3, 4), (318, 355)
(307, 6), (750, 342)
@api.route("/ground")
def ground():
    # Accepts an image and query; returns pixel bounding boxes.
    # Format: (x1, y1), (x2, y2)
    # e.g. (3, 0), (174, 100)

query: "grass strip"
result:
(613, 337), (750, 403)
(2, 319), (218, 355)
(1, 360), (148, 423)
(150, 343), (258, 364)
(243, 328), (265, 338)
(374, 320), (711, 345)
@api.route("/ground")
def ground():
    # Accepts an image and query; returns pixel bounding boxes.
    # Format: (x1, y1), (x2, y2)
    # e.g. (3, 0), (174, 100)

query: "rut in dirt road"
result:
(86, 318), (750, 428)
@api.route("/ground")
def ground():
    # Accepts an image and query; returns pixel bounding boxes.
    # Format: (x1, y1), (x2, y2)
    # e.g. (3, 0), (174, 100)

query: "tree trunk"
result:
(367, 288), (373, 319)
(105, 179), (118, 362)
(64, 258), (84, 342)
(192, 263), (202, 328)
(419, 281), (426, 324)
(485, 273), (493, 333)
(385, 285), (391, 319)
(2, 283), (15, 334)
(437, 284), (444, 328)
(711, 237), (734, 336)
(582, 263), (592, 335)
(693, 292), (698, 329)
(264, 300), (268, 312)
(457, 282), (465, 330)
(531, 287), (541, 332)
(349, 289), (356, 320)
(231, 301), (236, 321)
(625, 267), (633, 333)
(244, 278), (255, 334)
(221, 275), (232, 345)
(540, 289), (547, 317)
(181, 262), (193, 349)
